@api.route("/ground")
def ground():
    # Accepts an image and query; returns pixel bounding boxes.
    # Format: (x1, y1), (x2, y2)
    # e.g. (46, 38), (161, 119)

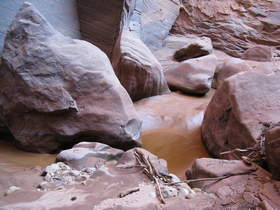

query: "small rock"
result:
(4, 186), (21, 196)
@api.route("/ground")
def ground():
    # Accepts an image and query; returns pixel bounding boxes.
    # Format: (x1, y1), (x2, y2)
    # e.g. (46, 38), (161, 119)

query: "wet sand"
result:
(135, 90), (214, 178)
(0, 140), (55, 172)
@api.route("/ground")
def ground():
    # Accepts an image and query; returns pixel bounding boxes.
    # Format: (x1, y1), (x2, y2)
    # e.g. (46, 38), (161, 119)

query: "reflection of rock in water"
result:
(135, 91), (214, 178)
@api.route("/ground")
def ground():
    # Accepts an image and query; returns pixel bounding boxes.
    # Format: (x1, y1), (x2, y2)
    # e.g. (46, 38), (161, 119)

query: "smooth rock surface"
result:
(56, 142), (124, 170)
(171, 0), (280, 57)
(112, 29), (170, 101)
(212, 58), (251, 89)
(186, 158), (280, 209)
(0, 3), (141, 153)
(242, 45), (273, 62)
(165, 54), (218, 95)
(202, 72), (280, 159)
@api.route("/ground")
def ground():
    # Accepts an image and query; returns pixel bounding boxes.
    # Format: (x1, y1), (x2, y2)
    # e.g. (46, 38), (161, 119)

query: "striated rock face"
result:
(171, 0), (280, 57)
(165, 54), (218, 95)
(77, 0), (180, 58)
(0, 3), (141, 153)
(186, 158), (280, 209)
(265, 127), (280, 180)
(112, 29), (170, 101)
(77, 0), (134, 58)
(202, 72), (280, 159)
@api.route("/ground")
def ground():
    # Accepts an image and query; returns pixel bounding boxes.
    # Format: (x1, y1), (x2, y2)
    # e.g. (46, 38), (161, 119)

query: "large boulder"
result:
(242, 45), (273, 62)
(186, 158), (280, 209)
(265, 127), (280, 180)
(77, 0), (180, 58)
(212, 58), (251, 89)
(165, 54), (218, 95)
(171, 0), (280, 57)
(154, 35), (213, 72)
(202, 72), (280, 159)
(112, 29), (170, 101)
(0, 3), (141, 153)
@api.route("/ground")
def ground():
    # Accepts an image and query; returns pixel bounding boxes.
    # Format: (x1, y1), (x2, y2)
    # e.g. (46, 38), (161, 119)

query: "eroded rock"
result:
(165, 54), (218, 95)
(112, 29), (170, 101)
(265, 127), (280, 180)
(186, 158), (280, 209)
(202, 72), (280, 159)
(171, 0), (280, 57)
(242, 45), (273, 62)
(0, 3), (141, 153)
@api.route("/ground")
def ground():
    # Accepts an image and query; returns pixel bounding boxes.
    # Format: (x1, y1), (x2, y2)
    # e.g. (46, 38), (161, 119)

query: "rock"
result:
(154, 35), (213, 72)
(165, 54), (218, 95)
(212, 58), (251, 89)
(186, 158), (280, 209)
(77, 0), (180, 58)
(265, 127), (280, 180)
(56, 142), (124, 170)
(202, 72), (280, 159)
(4, 186), (21, 196)
(242, 45), (273, 62)
(1, 147), (220, 210)
(112, 29), (170, 101)
(173, 37), (213, 62)
(171, 0), (280, 57)
(0, 3), (141, 153)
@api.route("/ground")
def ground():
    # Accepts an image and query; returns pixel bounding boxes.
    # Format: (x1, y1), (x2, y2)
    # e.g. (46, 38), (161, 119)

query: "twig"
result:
(119, 187), (140, 198)
(155, 177), (166, 204)
(166, 169), (257, 186)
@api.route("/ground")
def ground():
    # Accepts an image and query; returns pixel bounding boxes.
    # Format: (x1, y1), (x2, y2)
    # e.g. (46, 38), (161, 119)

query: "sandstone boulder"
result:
(77, 0), (180, 58)
(112, 29), (170, 101)
(56, 142), (124, 170)
(171, 0), (280, 57)
(186, 158), (280, 209)
(212, 58), (251, 89)
(0, 3), (141, 153)
(202, 72), (280, 159)
(265, 127), (280, 180)
(242, 45), (273, 62)
(154, 35), (213, 72)
(165, 54), (218, 95)
(173, 37), (213, 62)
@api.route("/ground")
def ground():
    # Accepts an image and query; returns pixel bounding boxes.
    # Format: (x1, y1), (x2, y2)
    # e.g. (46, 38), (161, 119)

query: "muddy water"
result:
(135, 91), (214, 178)
(0, 141), (55, 172)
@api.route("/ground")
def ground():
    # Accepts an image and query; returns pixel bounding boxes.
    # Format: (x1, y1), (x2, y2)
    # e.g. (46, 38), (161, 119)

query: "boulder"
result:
(154, 35), (213, 72)
(77, 0), (180, 58)
(0, 3), (141, 153)
(56, 142), (124, 170)
(186, 158), (280, 209)
(212, 58), (251, 89)
(112, 29), (170, 101)
(165, 54), (218, 95)
(202, 72), (280, 159)
(171, 0), (280, 57)
(173, 37), (213, 62)
(242, 45), (273, 62)
(265, 127), (280, 180)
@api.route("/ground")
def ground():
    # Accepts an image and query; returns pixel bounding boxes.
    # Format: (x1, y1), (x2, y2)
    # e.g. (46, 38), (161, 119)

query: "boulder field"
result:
(0, 0), (280, 209)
